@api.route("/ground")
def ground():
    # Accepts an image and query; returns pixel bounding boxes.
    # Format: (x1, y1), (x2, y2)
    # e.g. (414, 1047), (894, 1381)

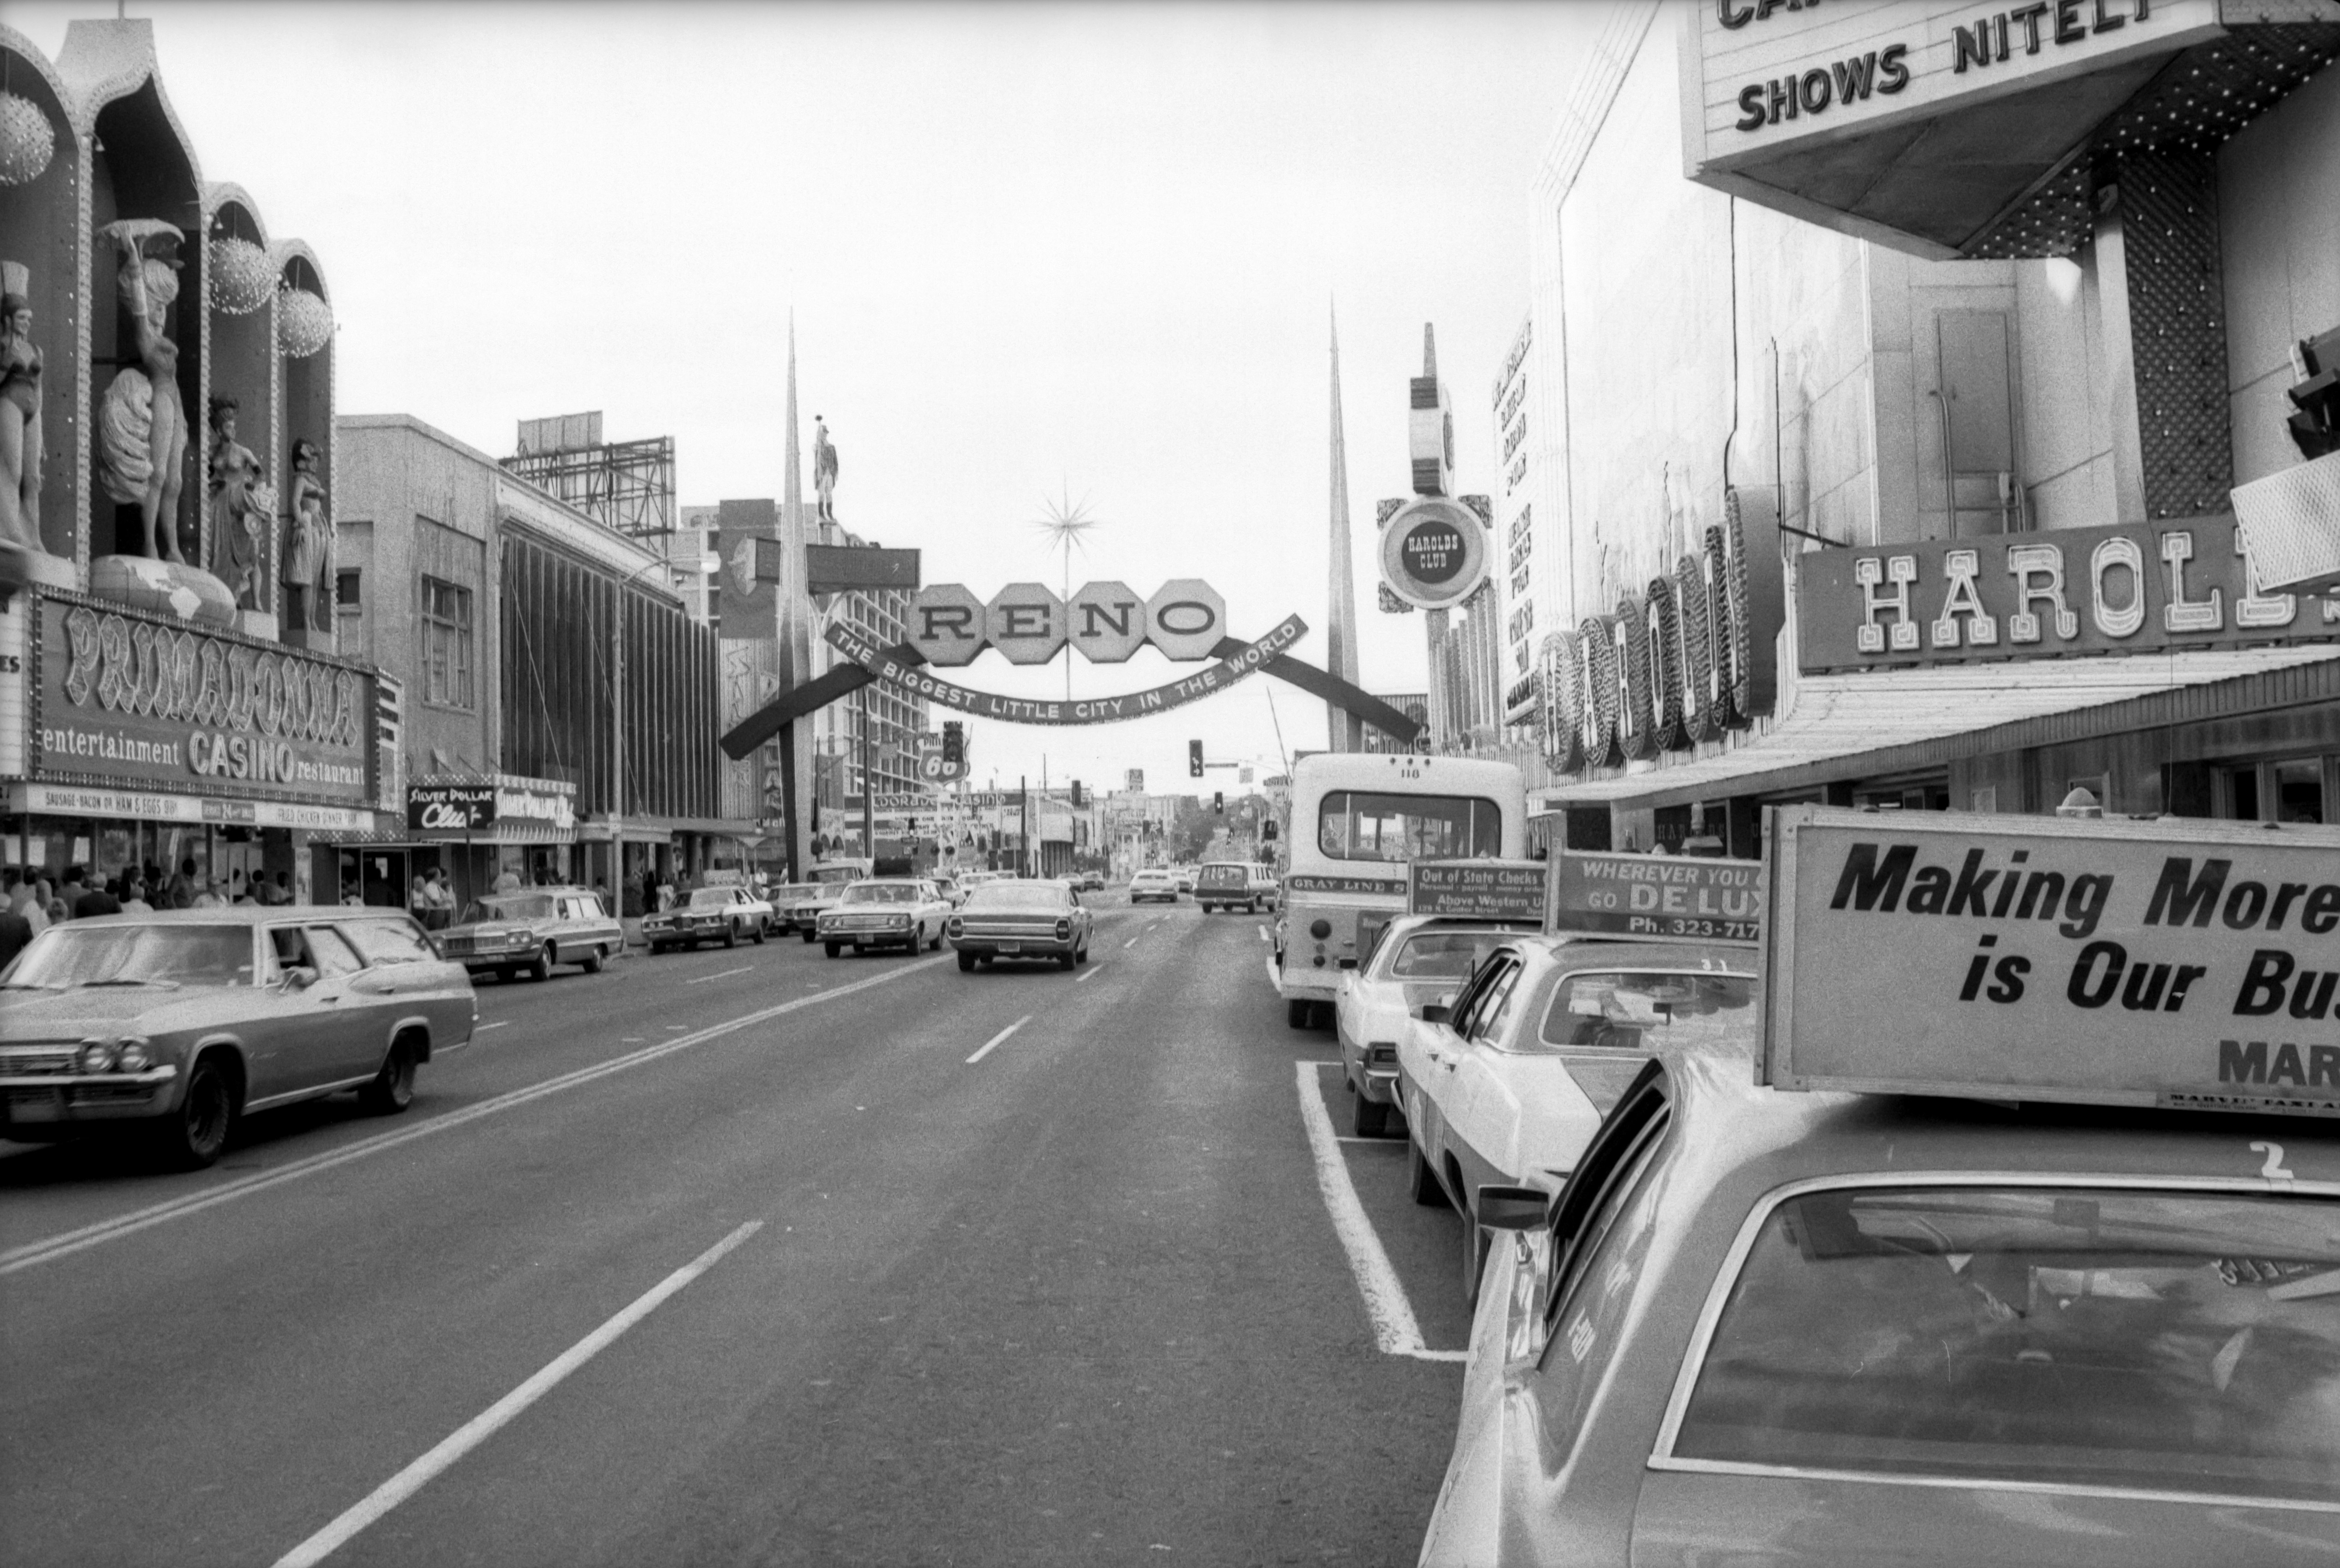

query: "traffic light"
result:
(1071, 779), (1086, 808)
(941, 721), (964, 766)
(1188, 739), (1203, 778)
(1213, 792), (1224, 814)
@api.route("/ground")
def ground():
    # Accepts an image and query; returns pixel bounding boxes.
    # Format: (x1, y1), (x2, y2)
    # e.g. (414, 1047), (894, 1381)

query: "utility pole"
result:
(858, 677), (874, 866)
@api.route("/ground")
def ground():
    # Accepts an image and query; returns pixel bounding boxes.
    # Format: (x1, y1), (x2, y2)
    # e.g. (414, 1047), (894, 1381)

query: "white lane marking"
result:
(475, 1022), (510, 1032)
(270, 1220), (762, 1568)
(1295, 1061), (1467, 1364)
(0, 958), (948, 1277)
(1256, 926), (1269, 942)
(965, 1015), (1030, 1065)
(1075, 966), (1102, 983)
(686, 966), (756, 985)
(1122, 935), (1139, 949)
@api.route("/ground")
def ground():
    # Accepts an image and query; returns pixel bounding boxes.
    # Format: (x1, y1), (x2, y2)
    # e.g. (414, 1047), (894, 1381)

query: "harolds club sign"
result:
(1798, 514), (2336, 674)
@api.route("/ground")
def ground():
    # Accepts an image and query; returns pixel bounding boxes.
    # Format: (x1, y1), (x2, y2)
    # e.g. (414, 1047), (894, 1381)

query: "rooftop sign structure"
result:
(1548, 849), (1763, 945)
(1764, 804), (2340, 1117)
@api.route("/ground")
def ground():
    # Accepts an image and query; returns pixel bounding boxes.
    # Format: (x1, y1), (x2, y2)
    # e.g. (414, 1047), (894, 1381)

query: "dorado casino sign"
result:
(32, 594), (374, 807)
(1534, 493), (1784, 774)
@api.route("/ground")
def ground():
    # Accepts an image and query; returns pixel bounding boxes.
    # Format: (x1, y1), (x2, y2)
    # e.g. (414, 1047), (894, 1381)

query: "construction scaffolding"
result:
(502, 412), (677, 538)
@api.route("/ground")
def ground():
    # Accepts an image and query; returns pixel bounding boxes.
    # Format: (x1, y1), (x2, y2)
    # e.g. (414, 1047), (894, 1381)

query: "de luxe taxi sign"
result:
(1764, 805), (2340, 1117)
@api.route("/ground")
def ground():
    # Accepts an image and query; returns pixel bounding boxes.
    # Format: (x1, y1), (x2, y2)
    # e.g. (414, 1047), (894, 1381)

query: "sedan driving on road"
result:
(0, 908), (476, 1168)
(1129, 868), (1180, 903)
(947, 879), (1093, 971)
(817, 879), (953, 956)
(1400, 938), (1756, 1302)
(643, 885), (772, 953)
(440, 887), (621, 981)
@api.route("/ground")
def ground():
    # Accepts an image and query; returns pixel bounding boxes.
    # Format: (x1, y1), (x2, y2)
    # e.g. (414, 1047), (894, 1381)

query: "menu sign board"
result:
(1764, 805), (2340, 1117)
(33, 594), (373, 807)
(1548, 850), (1764, 945)
(1408, 859), (1547, 923)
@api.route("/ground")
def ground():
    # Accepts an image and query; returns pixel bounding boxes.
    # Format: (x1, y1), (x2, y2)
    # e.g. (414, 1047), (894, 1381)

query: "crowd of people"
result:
(0, 858), (297, 967)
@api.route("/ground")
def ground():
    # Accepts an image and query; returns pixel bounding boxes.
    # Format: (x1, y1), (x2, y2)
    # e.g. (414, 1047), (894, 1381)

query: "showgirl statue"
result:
(283, 437), (332, 633)
(207, 397), (272, 612)
(95, 220), (189, 562)
(0, 261), (44, 556)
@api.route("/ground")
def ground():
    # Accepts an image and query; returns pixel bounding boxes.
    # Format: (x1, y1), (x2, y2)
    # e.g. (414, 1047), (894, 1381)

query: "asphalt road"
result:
(1, 895), (1478, 1568)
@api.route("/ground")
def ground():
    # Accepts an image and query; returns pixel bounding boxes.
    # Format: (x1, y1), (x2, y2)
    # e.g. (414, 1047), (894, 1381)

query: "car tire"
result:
(1075, 942), (1088, 965)
(1286, 998), (1312, 1029)
(1058, 951), (1076, 971)
(1462, 1206), (1491, 1307)
(1353, 1092), (1389, 1139)
(156, 1053), (234, 1170)
(581, 946), (605, 974)
(824, 941), (841, 958)
(359, 1037), (419, 1116)
(723, 924), (738, 950)
(800, 929), (816, 944)
(957, 951), (976, 973)
(1409, 1139), (1447, 1208)
(752, 923), (766, 945)
(529, 943), (554, 982)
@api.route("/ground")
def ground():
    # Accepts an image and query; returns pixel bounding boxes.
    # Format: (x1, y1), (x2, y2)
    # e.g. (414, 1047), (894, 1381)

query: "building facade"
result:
(1508, 1), (2340, 853)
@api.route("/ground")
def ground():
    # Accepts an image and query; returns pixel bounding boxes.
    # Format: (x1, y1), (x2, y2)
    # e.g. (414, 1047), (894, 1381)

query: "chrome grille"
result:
(0, 1045), (80, 1077)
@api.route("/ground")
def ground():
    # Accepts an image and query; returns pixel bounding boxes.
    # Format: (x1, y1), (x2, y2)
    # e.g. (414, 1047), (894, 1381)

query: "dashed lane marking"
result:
(1075, 966), (1102, 983)
(475, 1022), (509, 1031)
(1256, 926), (1269, 942)
(0, 958), (949, 1277)
(270, 1220), (762, 1568)
(965, 1015), (1030, 1065)
(1295, 1060), (1467, 1364)
(686, 966), (756, 984)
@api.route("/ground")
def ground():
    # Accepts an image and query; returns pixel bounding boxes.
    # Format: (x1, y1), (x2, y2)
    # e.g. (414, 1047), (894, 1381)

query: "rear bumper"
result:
(950, 936), (1076, 957)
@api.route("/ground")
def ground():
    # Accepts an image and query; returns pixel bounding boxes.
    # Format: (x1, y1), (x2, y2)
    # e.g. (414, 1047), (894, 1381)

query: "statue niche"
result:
(0, 258), (69, 588)
(207, 396), (274, 616)
(282, 435), (333, 643)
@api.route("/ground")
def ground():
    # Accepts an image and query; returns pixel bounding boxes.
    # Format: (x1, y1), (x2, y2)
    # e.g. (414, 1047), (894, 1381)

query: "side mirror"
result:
(1416, 1003), (1451, 1026)
(1476, 1184), (1549, 1233)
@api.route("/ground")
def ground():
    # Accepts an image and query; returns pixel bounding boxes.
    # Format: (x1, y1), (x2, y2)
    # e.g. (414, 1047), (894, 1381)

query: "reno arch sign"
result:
(905, 578), (1228, 668)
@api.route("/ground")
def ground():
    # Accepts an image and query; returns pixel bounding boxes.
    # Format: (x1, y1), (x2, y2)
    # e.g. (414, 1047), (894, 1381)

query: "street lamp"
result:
(611, 550), (719, 900)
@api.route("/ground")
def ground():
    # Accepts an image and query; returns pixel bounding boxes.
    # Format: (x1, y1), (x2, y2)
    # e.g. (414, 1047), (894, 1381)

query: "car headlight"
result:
(114, 1039), (154, 1073)
(76, 1039), (119, 1073)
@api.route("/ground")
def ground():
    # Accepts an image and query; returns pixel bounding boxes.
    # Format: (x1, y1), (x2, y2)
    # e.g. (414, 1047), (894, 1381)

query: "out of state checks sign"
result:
(1766, 805), (2340, 1117)
(825, 614), (1307, 725)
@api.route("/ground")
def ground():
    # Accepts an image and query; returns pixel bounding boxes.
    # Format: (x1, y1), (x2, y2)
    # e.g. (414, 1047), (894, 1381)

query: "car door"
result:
(249, 923), (375, 1099)
(1444, 957), (1531, 1197)
(1410, 953), (1519, 1193)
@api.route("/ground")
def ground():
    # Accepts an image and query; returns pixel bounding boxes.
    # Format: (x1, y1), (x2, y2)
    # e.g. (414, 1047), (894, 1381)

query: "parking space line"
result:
(685, 966), (756, 985)
(1075, 966), (1102, 983)
(475, 1021), (509, 1031)
(1123, 935), (1139, 948)
(271, 1220), (762, 1568)
(0, 959), (949, 1277)
(1256, 926), (1269, 941)
(1295, 1061), (1467, 1364)
(966, 1015), (1030, 1065)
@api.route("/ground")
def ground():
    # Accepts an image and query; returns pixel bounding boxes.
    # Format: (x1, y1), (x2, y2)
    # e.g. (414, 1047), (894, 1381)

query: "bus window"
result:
(1316, 792), (1501, 862)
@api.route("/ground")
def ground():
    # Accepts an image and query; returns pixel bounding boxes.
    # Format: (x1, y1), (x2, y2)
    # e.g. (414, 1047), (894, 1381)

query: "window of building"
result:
(420, 576), (475, 709)
(337, 568), (362, 614)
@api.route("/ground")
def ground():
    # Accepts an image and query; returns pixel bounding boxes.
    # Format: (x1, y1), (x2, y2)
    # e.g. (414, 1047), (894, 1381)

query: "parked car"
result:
(817, 878), (953, 956)
(1334, 915), (1530, 1137)
(643, 885), (773, 952)
(1129, 868), (1180, 903)
(0, 907), (476, 1168)
(1194, 860), (1272, 913)
(440, 887), (622, 981)
(1399, 937), (1757, 1303)
(947, 879), (1094, 971)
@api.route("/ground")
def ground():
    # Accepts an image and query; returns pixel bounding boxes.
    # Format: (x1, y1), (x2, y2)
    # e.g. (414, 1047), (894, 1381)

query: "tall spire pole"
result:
(778, 312), (813, 880)
(1327, 301), (1364, 752)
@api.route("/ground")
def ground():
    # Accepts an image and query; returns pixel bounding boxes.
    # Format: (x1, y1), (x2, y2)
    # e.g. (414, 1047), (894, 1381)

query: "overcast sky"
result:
(12, 0), (1602, 797)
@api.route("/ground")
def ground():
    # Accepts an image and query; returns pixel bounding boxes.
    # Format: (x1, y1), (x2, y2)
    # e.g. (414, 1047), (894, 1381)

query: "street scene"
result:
(4, 2), (2340, 1565)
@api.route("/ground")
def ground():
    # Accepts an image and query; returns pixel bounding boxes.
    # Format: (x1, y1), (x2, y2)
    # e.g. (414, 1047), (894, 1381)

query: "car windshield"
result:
(1198, 866), (1245, 887)
(689, 889), (736, 908)
(1316, 791), (1501, 862)
(3, 924), (256, 989)
(843, 884), (921, 904)
(1673, 1186), (2340, 1505)
(1535, 971), (1755, 1052)
(966, 885), (1068, 911)
(1387, 929), (1516, 980)
(774, 885), (818, 901)
(462, 895), (554, 924)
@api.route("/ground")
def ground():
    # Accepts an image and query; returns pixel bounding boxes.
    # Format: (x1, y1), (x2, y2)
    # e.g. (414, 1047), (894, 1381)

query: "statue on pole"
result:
(813, 415), (839, 524)
(96, 220), (191, 562)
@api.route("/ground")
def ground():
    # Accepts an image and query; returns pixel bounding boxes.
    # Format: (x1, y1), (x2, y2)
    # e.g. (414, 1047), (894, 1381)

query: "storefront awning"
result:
(1536, 644), (2340, 809)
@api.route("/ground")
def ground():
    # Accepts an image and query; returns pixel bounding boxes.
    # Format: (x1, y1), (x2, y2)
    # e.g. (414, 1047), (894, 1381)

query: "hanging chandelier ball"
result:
(0, 91), (56, 188)
(208, 237), (274, 315)
(277, 285), (333, 358)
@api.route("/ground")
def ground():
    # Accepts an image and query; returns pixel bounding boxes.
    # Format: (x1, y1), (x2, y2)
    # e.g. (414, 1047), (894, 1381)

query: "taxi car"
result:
(1335, 915), (1529, 1138)
(817, 878), (952, 956)
(642, 884), (773, 952)
(0, 907), (475, 1168)
(1420, 806), (2340, 1565)
(1399, 937), (1756, 1300)
(440, 886), (621, 981)
(947, 879), (1093, 970)
(1129, 868), (1180, 903)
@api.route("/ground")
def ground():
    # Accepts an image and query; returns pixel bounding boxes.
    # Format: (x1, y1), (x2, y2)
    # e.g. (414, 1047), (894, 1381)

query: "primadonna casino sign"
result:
(1765, 805), (2340, 1117)
(31, 593), (374, 808)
